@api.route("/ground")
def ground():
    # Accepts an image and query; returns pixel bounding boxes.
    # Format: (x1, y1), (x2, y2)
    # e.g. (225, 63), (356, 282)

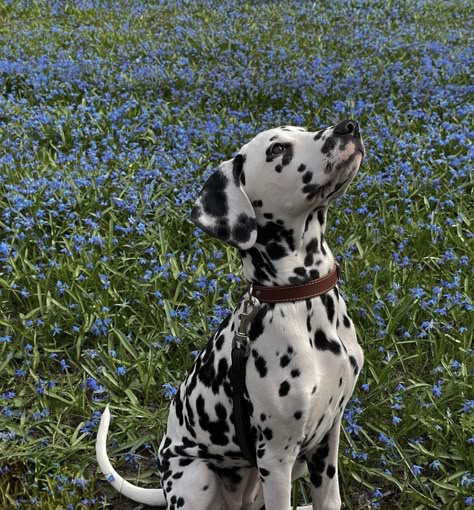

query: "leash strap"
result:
(231, 347), (257, 465)
(231, 292), (259, 465)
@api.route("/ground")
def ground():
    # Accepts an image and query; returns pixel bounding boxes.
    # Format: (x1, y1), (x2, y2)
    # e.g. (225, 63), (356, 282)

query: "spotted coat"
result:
(96, 120), (365, 510)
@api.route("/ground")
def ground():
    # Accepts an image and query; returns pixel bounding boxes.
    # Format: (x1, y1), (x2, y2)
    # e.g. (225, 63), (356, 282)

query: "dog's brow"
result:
(269, 135), (278, 141)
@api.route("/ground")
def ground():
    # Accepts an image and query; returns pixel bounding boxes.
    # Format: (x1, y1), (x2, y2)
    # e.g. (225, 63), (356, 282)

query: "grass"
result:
(0, 0), (472, 508)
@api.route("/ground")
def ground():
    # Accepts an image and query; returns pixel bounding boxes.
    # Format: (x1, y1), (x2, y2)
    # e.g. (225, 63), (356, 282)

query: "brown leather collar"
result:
(251, 263), (340, 303)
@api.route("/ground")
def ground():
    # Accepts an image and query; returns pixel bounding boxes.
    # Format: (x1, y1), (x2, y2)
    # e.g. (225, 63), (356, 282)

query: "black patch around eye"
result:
(265, 143), (293, 163)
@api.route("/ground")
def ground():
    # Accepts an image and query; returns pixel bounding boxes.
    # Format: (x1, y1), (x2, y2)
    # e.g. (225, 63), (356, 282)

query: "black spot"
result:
(321, 135), (336, 155)
(290, 369), (300, 378)
(232, 154), (246, 186)
(327, 464), (336, 478)
(279, 380), (290, 396)
(266, 242), (287, 260)
(349, 355), (359, 375)
(280, 355), (290, 368)
(313, 130), (324, 141)
(232, 213), (256, 245)
(320, 293), (335, 323)
(294, 411), (302, 420)
(257, 220), (295, 251)
(309, 471), (322, 488)
(302, 171), (313, 184)
(260, 413), (266, 422)
(259, 467), (270, 478)
(196, 395), (229, 446)
(263, 212), (273, 219)
(215, 334), (225, 351)
(304, 252), (314, 267)
(263, 428), (273, 440)
(275, 164), (283, 173)
(343, 315), (351, 328)
(317, 208), (326, 225)
(198, 170), (229, 217)
(294, 266), (306, 277)
(215, 218), (231, 241)
(252, 349), (268, 377)
(339, 377), (343, 387)
(297, 164), (306, 172)
(314, 329), (341, 355)
(302, 183), (319, 195)
(306, 237), (319, 253)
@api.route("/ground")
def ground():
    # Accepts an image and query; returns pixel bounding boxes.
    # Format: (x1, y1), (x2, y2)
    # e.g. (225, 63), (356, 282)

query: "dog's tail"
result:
(95, 405), (166, 506)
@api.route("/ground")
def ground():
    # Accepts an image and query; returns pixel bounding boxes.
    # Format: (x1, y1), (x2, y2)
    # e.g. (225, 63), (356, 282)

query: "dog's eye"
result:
(271, 143), (286, 155)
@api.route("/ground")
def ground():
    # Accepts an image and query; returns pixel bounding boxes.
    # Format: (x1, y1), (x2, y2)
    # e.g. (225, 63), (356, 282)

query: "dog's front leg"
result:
(306, 419), (342, 510)
(257, 457), (294, 510)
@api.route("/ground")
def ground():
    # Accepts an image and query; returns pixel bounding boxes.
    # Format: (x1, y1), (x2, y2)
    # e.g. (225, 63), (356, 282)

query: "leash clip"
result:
(232, 288), (260, 356)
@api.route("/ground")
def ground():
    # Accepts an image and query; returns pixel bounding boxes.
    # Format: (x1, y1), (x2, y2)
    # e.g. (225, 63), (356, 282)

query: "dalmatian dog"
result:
(96, 119), (365, 509)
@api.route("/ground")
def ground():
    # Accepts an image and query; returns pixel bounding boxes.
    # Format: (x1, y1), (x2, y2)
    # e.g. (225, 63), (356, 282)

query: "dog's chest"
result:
(245, 290), (363, 453)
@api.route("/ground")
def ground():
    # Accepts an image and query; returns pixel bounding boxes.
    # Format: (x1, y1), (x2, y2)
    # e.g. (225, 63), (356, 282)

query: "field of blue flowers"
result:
(0, 0), (472, 508)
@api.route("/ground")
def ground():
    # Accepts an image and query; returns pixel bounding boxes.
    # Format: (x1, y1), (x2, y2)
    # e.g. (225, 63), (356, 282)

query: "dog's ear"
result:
(191, 155), (257, 250)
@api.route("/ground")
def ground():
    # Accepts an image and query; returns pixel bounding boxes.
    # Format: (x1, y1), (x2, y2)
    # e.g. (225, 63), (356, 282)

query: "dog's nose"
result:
(334, 120), (359, 136)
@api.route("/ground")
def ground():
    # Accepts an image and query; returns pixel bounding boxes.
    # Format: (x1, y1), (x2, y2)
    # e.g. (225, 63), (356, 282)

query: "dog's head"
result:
(192, 120), (364, 250)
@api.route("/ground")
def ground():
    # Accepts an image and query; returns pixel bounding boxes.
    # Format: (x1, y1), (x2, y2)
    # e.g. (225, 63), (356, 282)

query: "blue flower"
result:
(163, 383), (177, 399)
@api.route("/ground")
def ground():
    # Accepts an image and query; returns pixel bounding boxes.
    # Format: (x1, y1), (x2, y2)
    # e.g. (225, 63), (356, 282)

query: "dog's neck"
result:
(240, 207), (335, 286)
